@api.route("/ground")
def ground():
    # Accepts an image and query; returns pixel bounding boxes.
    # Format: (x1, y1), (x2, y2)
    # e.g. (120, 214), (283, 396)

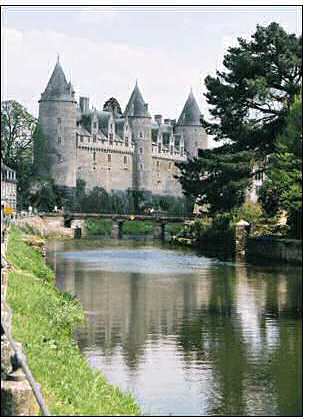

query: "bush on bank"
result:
(6, 226), (140, 416)
(85, 218), (112, 236)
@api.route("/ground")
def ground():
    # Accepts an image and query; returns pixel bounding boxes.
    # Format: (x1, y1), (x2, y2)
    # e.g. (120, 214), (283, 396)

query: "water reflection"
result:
(46, 240), (302, 416)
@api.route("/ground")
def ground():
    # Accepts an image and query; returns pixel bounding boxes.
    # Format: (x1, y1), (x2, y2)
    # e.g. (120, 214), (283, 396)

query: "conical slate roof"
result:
(177, 90), (202, 126)
(124, 82), (150, 117)
(41, 58), (74, 101)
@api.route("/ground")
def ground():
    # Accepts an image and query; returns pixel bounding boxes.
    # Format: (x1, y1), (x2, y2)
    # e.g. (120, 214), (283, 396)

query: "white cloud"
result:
(1, 25), (209, 120)
(76, 6), (118, 24)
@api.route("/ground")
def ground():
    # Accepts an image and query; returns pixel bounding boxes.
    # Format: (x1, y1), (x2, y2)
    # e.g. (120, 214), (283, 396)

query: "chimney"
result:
(79, 97), (89, 113)
(155, 114), (162, 125)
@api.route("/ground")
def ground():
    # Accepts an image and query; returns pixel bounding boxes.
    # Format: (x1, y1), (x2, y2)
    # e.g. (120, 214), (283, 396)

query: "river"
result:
(46, 238), (302, 416)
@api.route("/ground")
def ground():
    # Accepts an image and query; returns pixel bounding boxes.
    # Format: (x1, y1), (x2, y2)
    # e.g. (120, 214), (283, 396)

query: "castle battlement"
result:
(37, 59), (208, 196)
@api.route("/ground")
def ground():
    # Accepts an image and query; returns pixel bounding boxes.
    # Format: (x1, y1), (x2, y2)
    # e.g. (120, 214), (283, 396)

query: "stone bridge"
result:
(40, 213), (190, 240)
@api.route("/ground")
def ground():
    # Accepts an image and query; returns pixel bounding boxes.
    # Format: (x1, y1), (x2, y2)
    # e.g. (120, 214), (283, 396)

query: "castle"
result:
(38, 58), (208, 198)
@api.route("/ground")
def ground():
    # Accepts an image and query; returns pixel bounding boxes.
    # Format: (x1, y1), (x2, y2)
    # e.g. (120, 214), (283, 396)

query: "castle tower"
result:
(175, 89), (208, 158)
(125, 82), (152, 196)
(38, 57), (77, 194)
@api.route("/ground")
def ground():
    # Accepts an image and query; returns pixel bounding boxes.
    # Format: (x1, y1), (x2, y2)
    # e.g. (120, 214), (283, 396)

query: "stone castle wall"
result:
(39, 100), (77, 188)
(76, 145), (183, 196)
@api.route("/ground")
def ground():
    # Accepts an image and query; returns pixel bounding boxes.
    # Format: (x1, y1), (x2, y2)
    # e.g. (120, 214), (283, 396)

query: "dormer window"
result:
(109, 133), (113, 144)
(93, 135), (96, 142)
(93, 122), (97, 129)
(58, 136), (62, 144)
(158, 144), (161, 153)
(125, 137), (129, 147)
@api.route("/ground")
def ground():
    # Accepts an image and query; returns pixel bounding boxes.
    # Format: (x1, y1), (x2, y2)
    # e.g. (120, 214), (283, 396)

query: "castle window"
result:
(158, 144), (161, 153)
(168, 162), (172, 170)
(93, 135), (96, 142)
(58, 136), (62, 144)
(108, 154), (112, 163)
(124, 155), (128, 168)
(170, 146), (174, 154)
(80, 136), (84, 142)
(140, 164), (143, 170)
(93, 122), (97, 129)
(109, 133), (113, 144)
(93, 151), (96, 161)
(110, 123), (113, 130)
(139, 147), (143, 154)
(125, 137), (129, 147)
(156, 160), (160, 168)
(180, 147), (184, 155)
(140, 132), (143, 138)
(88, 137), (90, 143)
(57, 118), (61, 125)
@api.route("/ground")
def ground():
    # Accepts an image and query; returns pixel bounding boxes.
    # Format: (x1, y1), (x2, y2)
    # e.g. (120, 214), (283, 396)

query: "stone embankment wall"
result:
(16, 215), (73, 239)
(246, 237), (302, 264)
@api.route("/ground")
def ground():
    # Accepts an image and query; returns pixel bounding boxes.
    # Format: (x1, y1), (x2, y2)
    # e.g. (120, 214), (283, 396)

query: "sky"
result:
(1, 6), (302, 126)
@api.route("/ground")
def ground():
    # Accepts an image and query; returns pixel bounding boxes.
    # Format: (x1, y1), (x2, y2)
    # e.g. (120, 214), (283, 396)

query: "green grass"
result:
(6, 227), (54, 282)
(6, 226), (140, 416)
(122, 220), (154, 235)
(165, 223), (184, 236)
(85, 218), (112, 236)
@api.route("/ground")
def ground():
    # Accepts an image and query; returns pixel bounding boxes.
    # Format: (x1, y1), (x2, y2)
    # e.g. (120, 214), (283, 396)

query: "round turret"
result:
(175, 90), (208, 158)
(38, 58), (77, 193)
(125, 82), (152, 195)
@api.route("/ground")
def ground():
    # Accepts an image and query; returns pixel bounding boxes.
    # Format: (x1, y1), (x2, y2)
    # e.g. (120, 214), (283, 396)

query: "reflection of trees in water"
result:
(56, 247), (302, 415)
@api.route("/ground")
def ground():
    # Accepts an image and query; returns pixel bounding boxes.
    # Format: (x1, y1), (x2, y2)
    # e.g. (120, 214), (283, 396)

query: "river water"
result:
(46, 238), (302, 416)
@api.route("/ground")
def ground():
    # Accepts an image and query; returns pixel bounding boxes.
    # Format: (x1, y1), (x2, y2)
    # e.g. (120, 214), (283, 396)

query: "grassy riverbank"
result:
(6, 226), (140, 416)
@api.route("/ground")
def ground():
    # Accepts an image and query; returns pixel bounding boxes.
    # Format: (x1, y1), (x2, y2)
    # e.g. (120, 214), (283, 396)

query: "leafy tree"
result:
(177, 23), (302, 218)
(178, 147), (252, 216)
(205, 22), (301, 155)
(1, 100), (36, 167)
(1, 100), (37, 209)
(103, 97), (123, 116)
(259, 95), (302, 238)
(29, 177), (63, 212)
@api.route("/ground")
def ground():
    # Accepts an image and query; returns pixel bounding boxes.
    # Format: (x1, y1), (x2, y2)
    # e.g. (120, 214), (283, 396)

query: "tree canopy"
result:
(259, 94), (302, 237)
(1, 100), (38, 209)
(103, 97), (123, 116)
(1, 100), (36, 168)
(177, 23), (302, 220)
(205, 22), (301, 155)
